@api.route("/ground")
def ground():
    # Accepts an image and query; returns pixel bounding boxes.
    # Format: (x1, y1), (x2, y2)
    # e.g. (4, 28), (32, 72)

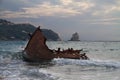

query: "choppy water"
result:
(0, 41), (120, 80)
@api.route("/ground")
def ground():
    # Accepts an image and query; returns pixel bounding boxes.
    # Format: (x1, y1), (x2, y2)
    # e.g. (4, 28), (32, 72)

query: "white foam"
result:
(53, 58), (120, 68)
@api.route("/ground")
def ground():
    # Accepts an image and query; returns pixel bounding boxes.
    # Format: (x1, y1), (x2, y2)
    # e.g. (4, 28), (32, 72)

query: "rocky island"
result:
(69, 32), (80, 41)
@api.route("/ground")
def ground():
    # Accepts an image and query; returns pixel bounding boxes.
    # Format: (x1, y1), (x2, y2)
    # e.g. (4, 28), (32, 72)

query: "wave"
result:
(52, 58), (120, 69)
(0, 51), (23, 63)
(0, 50), (120, 69)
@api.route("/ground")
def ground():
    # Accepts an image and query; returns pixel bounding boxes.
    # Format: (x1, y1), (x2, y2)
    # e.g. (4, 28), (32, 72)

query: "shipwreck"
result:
(23, 26), (89, 62)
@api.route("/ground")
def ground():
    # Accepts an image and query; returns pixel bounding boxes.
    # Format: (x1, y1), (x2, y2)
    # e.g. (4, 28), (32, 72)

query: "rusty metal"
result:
(23, 26), (89, 62)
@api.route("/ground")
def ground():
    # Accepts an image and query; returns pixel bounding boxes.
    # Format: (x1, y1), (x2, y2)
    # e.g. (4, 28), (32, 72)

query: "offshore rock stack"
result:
(70, 32), (80, 41)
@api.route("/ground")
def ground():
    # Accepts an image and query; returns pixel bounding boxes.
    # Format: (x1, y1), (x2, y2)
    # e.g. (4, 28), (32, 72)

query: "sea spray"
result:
(52, 58), (120, 69)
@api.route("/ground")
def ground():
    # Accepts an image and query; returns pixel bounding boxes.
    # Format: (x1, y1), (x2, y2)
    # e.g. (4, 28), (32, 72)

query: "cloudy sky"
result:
(0, 0), (120, 41)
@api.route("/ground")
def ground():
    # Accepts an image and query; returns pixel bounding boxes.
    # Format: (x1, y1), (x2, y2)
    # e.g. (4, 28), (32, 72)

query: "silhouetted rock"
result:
(70, 32), (80, 41)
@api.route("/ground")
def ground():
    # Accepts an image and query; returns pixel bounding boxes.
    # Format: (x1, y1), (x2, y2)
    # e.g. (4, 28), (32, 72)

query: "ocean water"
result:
(0, 41), (120, 80)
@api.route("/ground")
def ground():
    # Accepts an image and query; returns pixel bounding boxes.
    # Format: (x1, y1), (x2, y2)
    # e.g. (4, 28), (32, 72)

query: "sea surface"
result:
(0, 41), (120, 80)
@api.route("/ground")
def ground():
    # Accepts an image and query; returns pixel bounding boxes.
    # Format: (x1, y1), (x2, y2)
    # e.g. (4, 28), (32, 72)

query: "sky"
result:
(0, 0), (120, 41)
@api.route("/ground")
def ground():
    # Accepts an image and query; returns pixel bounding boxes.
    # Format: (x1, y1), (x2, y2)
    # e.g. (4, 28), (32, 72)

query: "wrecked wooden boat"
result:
(23, 26), (89, 62)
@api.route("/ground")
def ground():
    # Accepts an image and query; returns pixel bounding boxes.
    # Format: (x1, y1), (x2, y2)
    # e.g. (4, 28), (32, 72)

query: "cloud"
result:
(23, 2), (81, 17)
(0, 2), (80, 18)
(60, 0), (94, 10)
(92, 6), (120, 16)
(0, 0), (94, 18)
(92, 0), (120, 17)
(1, 0), (120, 19)
(78, 17), (120, 25)
(0, 10), (33, 18)
(60, 0), (73, 5)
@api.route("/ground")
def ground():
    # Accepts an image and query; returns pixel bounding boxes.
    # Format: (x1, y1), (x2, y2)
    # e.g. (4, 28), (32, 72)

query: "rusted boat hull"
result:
(54, 53), (80, 59)
(23, 27), (54, 62)
(22, 52), (81, 62)
(23, 27), (89, 62)
(22, 52), (53, 62)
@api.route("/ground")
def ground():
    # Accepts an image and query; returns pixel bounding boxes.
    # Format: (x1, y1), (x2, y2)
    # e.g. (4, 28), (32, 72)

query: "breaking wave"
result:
(0, 51), (23, 64)
(0, 50), (120, 69)
(53, 58), (120, 69)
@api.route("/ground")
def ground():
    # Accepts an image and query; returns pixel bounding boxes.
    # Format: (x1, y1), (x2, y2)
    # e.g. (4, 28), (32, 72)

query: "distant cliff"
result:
(69, 32), (80, 41)
(0, 19), (61, 41)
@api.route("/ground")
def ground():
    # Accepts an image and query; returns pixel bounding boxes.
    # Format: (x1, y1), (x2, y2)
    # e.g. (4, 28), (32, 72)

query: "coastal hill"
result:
(0, 19), (61, 41)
